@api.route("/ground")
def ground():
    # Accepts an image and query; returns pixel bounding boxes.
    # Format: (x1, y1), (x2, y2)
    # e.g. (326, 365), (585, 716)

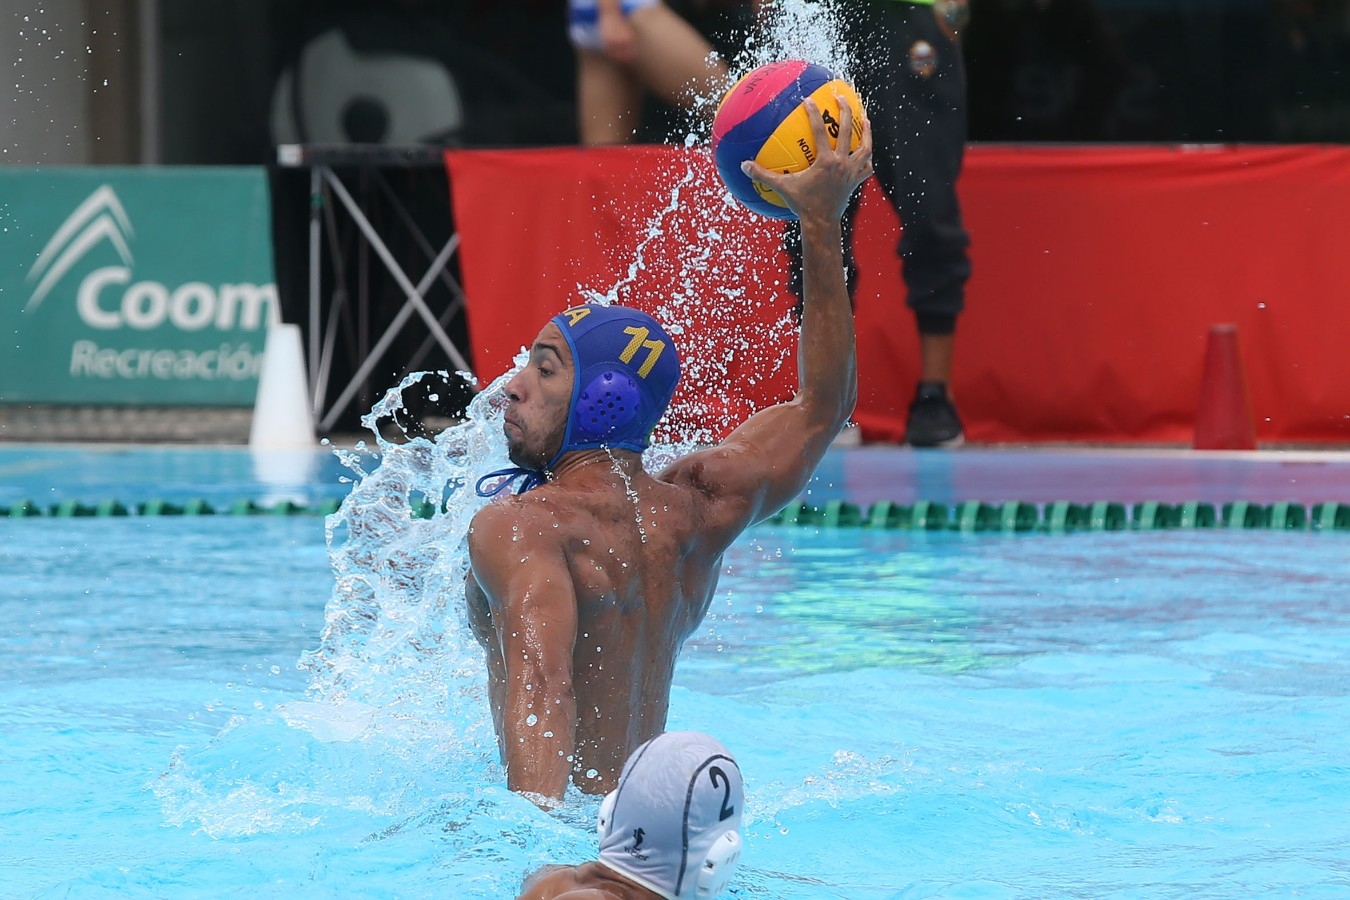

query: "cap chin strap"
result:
(474, 465), (548, 497)
(475, 437), (635, 498)
(474, 443), (570, 497)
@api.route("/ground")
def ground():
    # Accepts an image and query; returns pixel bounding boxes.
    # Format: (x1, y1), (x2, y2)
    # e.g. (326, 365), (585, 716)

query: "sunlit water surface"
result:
(4, 502), (1350, 898)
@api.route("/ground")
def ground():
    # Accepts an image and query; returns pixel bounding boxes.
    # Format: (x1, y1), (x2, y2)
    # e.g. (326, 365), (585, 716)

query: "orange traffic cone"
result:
(1193, 323), (1257, 450)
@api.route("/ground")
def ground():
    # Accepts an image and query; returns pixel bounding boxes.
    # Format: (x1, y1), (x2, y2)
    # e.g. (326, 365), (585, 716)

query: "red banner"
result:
(446, 144), (1350, 445)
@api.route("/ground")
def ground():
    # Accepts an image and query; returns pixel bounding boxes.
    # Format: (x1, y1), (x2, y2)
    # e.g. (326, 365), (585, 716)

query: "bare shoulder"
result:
(658, 441), (764, 538)
(659, 440), (760, 495)
(516, 865), (576, 899)
(469, 495), (564, 558)
(467, 494), (571, 600)
(658, 395), (829, 536)
(516, 864), (629, 900)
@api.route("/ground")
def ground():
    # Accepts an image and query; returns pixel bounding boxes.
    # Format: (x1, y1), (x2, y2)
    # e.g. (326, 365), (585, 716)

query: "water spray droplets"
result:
(749, 0), (857, 82)
(607, 450), (648, 545)
(299, 367), (514, 726)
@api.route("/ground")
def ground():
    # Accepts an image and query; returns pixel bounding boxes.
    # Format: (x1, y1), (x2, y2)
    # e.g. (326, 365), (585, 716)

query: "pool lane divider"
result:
(1, 498), (344, 518)
(766, 499), (1350, 533)
(2, 498), (1348, 532)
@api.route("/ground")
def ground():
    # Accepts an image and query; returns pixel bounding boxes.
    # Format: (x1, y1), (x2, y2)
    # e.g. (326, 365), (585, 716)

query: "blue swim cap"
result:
(551, 303), (681, 458)
(476, 303), (681, 497)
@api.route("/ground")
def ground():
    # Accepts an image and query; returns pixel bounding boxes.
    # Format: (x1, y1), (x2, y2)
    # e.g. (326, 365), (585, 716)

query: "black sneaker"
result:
(905, 381), (964, 448)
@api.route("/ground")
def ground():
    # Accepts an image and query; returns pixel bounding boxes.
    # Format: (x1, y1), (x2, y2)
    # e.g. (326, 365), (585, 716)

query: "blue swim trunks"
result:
(568, 0), (661, 51)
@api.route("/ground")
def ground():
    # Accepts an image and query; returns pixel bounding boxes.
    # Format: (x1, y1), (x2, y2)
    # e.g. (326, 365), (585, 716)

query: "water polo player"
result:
(465, 96), (873, 802)
(516, 732), (745, 900)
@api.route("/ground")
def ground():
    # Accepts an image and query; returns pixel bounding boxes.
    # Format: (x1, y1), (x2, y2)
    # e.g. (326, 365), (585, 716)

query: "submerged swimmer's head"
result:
(596, 731), (744, 900)
(493, 303), (681, 488)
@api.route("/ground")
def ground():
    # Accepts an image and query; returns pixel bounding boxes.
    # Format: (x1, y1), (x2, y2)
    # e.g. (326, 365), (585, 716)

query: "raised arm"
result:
(466, 502), (579, 805)
(667, 98), (872, 533)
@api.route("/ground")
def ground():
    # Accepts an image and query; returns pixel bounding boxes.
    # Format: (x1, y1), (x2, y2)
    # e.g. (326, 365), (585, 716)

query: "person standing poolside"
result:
(466, 98), (873, 804)
(569, 0), (730, 144)
(516, 731), (745, 900)
(781, 0), (972, 447)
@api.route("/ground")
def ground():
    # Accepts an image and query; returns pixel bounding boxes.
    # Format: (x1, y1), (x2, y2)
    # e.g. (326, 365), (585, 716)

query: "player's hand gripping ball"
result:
(711, 60), (866, 220)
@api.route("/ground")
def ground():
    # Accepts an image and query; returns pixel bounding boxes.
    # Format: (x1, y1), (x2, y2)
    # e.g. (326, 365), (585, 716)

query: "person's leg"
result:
(575, 46), (646, 145)
(919, 332), (954, 383)
(626, 2), (729, 114)
(863, 4), (969, 445)
(894, 11), (970, 336)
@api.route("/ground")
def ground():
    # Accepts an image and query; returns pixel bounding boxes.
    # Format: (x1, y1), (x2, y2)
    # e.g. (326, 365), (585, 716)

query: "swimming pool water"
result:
(4, 447), (1350, 898)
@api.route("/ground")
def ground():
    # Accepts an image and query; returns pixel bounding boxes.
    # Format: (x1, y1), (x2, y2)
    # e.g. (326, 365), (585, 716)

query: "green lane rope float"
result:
(763, 500), (1350, 533)
(2, 498), (343, 518)
(2, 497), (1348, 533)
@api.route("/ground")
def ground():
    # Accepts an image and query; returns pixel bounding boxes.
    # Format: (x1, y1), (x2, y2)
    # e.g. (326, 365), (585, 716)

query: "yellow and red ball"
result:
(712, 60), (865, 220)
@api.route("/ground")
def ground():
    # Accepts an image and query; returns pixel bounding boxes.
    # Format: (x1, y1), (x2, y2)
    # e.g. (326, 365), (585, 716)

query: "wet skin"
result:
(465, 98), (874, 804)
(515, 862), (650, 900)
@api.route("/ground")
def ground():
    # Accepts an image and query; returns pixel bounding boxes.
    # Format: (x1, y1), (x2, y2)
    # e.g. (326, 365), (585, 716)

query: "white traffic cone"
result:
(249, 322), (316, 449)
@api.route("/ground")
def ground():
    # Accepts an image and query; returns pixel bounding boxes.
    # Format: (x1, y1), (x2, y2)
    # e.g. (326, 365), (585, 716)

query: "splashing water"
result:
(621, 0), (862, 446)
(156, 368), (525, 839)
(664, 0), (858, 147)
(742, 0), (858, 82)
(298, 368), (510, 720)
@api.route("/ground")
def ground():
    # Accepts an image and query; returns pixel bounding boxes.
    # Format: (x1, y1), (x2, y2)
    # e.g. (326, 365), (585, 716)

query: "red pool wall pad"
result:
(445, 144), (1350, 445)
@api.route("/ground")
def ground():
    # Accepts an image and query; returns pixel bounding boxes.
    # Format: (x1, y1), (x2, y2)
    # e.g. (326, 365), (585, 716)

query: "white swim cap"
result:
(596, 732), (744, 900)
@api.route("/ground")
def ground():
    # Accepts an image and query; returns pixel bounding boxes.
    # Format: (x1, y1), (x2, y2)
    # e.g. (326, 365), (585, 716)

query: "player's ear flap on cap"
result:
(695, 830), (742, 899)
(597, 789), (618, 838)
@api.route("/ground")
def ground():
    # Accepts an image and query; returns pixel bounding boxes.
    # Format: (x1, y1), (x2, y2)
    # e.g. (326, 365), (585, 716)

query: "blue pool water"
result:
(3, 444), (1350, 898)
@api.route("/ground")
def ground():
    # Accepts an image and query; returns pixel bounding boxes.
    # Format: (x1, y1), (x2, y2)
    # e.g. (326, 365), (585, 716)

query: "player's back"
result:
(546, 467), (718, 789)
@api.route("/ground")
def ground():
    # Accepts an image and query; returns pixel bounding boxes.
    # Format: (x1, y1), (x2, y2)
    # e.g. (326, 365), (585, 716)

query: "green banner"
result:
(0, 167), (278, 405)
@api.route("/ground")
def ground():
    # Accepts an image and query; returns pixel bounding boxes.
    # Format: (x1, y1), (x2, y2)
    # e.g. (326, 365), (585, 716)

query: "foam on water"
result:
(628, 0), (864, 447)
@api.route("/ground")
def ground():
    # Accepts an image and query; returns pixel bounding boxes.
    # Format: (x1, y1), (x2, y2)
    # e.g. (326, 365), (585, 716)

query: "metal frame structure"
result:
(275, 143), (471, 432)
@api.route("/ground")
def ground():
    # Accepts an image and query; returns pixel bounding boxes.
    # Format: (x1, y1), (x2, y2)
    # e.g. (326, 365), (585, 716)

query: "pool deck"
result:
(808, 445), (1350, 506)
(1, 442), (1348, 509)
(0, 405), (253, 443)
